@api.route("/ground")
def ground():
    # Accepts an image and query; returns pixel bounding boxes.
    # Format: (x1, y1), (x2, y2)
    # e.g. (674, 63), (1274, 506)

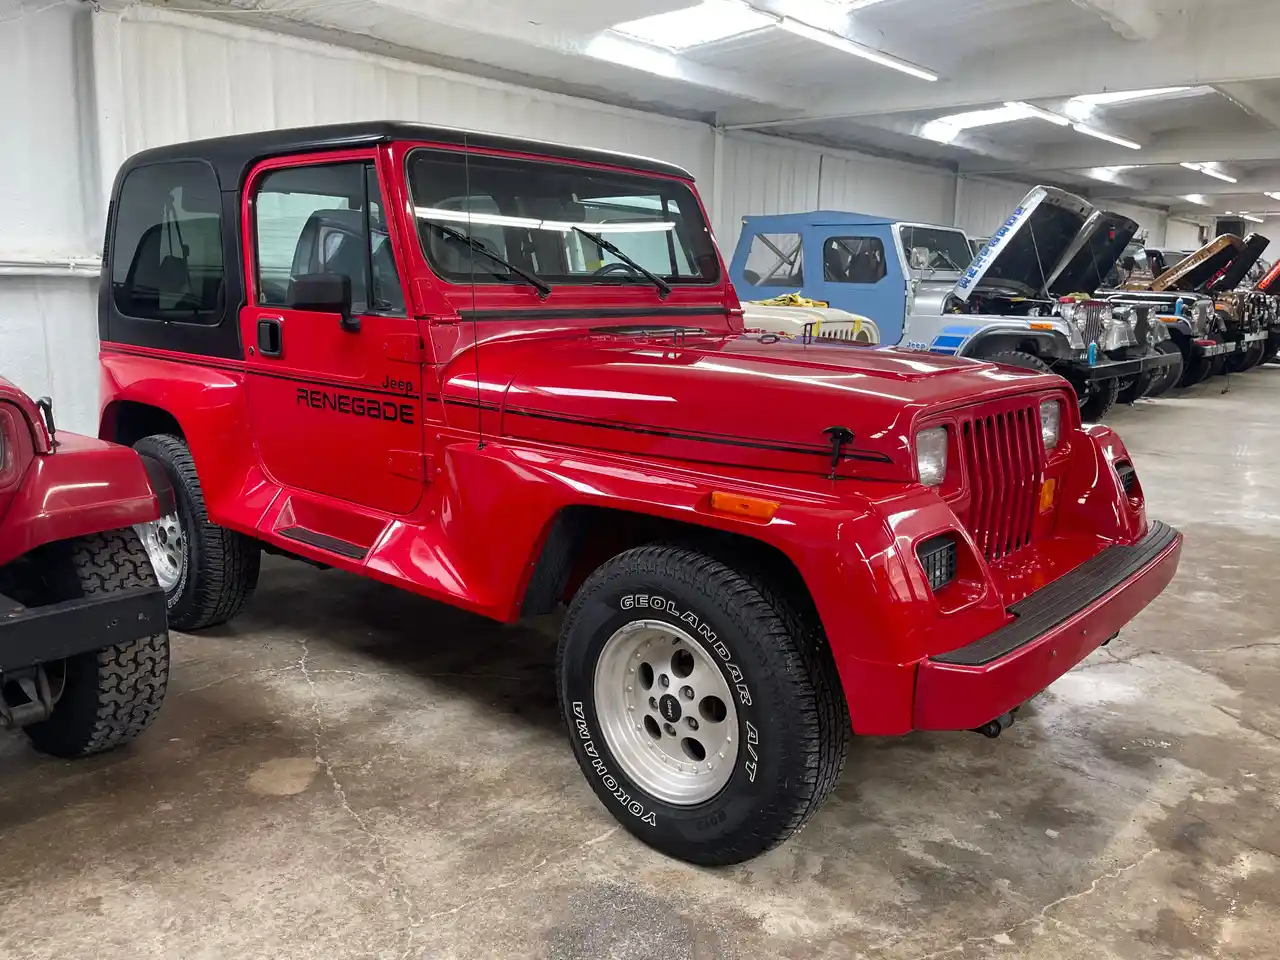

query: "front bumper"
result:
(913, 521), (1182, 731)
(0, 585), (167, 673)
(1192, 338), (1235, 359)
(1066, 356), (1148, 381)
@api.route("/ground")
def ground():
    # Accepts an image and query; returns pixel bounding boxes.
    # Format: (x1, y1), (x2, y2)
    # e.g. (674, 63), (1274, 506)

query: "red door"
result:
(239, 153), (425, 516)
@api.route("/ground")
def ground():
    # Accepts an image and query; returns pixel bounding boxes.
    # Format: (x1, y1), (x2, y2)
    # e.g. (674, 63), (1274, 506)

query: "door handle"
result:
(257, 316), (283, 357)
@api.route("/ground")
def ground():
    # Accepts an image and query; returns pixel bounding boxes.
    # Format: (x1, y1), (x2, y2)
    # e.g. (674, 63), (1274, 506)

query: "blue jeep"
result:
(728, 186), (1179, 420)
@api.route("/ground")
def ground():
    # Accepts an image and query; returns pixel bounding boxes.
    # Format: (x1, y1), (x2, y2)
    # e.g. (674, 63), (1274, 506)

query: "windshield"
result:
(406, 149), (719, 288)
(898, 225), (973, 273)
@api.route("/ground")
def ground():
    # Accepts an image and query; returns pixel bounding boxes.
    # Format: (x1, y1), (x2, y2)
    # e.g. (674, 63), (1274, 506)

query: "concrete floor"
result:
(3, 370), (1280, 960)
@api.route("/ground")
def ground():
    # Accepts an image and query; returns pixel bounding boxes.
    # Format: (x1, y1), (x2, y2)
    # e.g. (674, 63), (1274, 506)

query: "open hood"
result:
(954, 186), (1095, 302)
(1207, 233), (1270, 292)
(1257, 259), (1280, 294)
(1044, 211), (1139, 297)
(1151, 235), (1243, 292)
(440, 332), (1064, 483)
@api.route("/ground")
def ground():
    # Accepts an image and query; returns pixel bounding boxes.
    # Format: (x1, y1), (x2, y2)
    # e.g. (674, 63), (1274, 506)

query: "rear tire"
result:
(557, 545), (849, 866)
(23, 529), (169, 758)
(133, 434), (259, 630)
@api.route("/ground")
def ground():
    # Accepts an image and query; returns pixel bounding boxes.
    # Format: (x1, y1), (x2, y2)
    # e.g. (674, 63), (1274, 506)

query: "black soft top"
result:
(120, 121), (694, 190)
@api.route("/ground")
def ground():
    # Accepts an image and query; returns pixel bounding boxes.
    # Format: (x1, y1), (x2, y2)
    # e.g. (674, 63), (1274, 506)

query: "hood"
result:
(1207, 234), (1270, 292)
(443, 332), (1065, 483)
(1044, 211), (1139, 296)
(1257, 259), (1280, 294)
(954, 186), (1094, 302)
(1151, 235), (1243, 292)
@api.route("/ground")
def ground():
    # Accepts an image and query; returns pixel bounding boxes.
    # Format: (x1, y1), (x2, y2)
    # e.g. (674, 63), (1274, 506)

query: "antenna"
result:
(464, 134), (484, 449)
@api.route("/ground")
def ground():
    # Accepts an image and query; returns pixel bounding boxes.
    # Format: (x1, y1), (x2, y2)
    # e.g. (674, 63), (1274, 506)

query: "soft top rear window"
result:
(406, 149), (719, 288)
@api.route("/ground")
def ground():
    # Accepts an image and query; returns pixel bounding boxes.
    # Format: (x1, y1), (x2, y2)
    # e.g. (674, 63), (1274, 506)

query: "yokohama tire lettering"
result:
(572, 701), (658, 826)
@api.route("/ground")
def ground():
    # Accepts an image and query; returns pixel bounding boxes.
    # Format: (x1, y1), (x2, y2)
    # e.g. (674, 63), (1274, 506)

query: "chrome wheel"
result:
(135, 512), (186, 592)
(593, 619), (739, 806)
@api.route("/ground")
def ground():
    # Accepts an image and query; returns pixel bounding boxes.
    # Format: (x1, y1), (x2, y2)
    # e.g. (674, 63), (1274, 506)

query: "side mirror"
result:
(909, 247), (932, 270)
(291, 273), (359, 332)
(1120, 255), (1137, 272)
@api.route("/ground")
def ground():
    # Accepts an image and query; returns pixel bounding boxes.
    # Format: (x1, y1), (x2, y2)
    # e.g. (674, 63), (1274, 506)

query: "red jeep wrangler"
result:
(97, 123), (1182, 865)
(1, 376), (170, 756)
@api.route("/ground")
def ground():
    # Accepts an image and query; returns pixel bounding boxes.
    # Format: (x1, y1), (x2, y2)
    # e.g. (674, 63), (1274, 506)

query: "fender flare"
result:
(959, 327), (1075, 361)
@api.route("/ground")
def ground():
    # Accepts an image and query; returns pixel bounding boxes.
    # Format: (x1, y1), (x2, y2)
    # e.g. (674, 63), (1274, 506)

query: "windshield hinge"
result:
(384, 334), (426, 364)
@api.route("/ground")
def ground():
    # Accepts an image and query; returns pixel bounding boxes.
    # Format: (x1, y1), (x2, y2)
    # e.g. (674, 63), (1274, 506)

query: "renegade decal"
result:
(620, 594), (753, 706)
(295, 387), (415, 425)
(572, 702), (659, 826)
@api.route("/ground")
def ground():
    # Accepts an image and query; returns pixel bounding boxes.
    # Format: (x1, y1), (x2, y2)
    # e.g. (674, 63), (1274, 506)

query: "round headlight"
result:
(1039, 399), (1062, 451)
(915, 427), (948, 487)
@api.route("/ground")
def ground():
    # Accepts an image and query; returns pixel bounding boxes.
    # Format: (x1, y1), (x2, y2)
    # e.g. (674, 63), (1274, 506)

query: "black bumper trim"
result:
(0, 586), (167, 673)
(932, 521), (1179, 667)
(1070, 357), (1144, 381)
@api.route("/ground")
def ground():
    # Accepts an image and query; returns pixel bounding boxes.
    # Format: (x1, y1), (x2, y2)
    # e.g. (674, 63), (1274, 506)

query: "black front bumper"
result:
(1192, 339), (1236, 359)
(0, 586), (167, 673)
(1066, 350), (1174, 381)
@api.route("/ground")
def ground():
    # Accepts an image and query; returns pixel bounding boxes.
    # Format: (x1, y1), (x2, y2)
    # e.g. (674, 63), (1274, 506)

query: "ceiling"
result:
(182, 0), (1280, 225)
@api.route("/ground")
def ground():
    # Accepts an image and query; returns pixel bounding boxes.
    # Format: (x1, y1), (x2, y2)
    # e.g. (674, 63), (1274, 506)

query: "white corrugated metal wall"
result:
(0, 2), (1170, 432)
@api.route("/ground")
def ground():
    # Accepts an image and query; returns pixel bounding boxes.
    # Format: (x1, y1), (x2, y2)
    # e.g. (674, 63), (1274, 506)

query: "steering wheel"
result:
(593, 262), (641, 277)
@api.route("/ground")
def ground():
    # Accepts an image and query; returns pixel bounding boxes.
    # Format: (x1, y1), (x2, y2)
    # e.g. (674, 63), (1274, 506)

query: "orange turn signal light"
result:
(1038, 478), (1057, 514)
(710, 492), (779, 521)
(1028, 321), (1055, 331)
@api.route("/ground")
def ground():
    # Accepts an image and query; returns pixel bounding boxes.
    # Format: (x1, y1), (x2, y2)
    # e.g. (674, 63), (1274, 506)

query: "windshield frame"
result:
(403, 146), (721, 291)
(896, 223), (973, 276)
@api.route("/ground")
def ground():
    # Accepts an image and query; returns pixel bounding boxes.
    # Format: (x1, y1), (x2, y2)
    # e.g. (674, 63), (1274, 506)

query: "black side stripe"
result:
(249, 368), (421, 400)
(473, 402), (892, 464)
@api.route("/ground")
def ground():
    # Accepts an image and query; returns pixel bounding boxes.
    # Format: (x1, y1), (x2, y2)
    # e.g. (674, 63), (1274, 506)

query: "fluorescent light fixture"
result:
(613, 1), (774, 50)
(414, 207), (676, 233)
(1085, 165), (1138, 182)
(1179, 161), (1238, 183)
(920, 101), (1067, 143)
(1265, 191), (1280, 201)
(1004, 101), (1070, 125)
(1071, 123), (1141, 150)
(1071, 86), (1192, 106)
(1183, 194), (1210, 206)
(1242, 214), (1265, 223)
(776, 17), (938, 80)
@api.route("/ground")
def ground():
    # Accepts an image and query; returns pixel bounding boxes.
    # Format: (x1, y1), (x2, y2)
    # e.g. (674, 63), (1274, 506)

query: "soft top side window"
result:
(742, 233), (804, 287)
(823, 236), (887, 284)
(111, 161), (225, 325)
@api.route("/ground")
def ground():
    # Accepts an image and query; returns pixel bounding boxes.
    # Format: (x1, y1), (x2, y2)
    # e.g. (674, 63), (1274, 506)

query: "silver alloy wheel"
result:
(593, 619), (740, 806)
(134, 512), (186, 592)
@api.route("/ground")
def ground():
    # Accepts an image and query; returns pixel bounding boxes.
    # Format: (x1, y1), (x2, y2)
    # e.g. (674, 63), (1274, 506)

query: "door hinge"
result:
(388, 450), (432, 482)
(385, 334), (426, 364)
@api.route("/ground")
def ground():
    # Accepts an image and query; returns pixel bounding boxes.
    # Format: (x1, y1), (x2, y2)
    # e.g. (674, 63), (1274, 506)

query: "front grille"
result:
(957, 401), (1044, 562)
(1079, 303), (1107, 346)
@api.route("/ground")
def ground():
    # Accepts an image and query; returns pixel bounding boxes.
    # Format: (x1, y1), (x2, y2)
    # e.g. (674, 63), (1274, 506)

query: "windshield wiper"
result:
(431, 223), (551, 299)
(573, 227), (672, 300)
(935, 250), (964, 271)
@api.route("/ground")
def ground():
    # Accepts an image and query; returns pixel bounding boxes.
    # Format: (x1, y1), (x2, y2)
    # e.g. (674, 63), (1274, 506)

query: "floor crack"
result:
(424, 825), (620, 922)
(901, 849), (1159, 960)
(294, 638), (425, 960)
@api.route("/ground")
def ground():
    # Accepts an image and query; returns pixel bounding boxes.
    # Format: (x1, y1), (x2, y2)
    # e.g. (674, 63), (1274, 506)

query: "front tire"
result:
(1078, 376), (1119, 422)
(557, 546), (849, 866)
(23, 529), (169, 758)
(1144, 342), (1184, 397)
(133, 434), (260, 630)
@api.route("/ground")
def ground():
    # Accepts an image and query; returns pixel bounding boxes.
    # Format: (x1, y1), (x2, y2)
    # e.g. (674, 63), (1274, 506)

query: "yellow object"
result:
(710, 492), (779, 521)
(1029, 321), (1054, 331)
(1038, 479), (1057, 514)
(749, 292), (830, 308)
